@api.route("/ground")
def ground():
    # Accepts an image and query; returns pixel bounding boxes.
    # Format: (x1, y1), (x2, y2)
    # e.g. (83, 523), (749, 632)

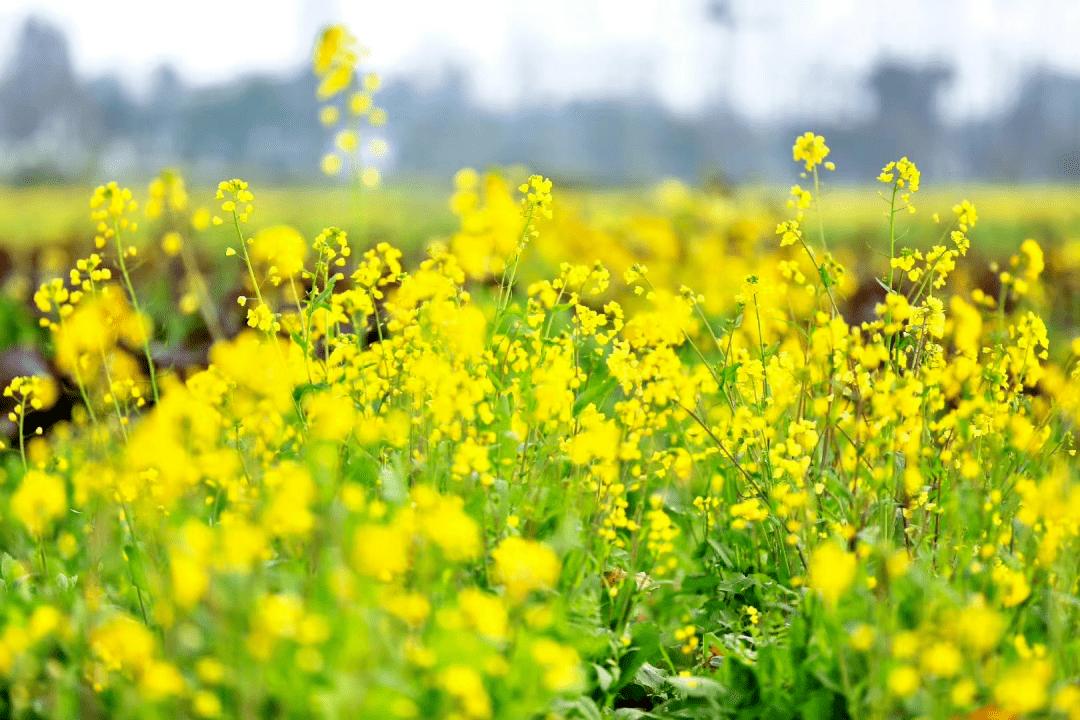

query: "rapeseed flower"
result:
(11, 470), (66, 537)
(808, 541), (856, 605)
(492, 537), (560, 602)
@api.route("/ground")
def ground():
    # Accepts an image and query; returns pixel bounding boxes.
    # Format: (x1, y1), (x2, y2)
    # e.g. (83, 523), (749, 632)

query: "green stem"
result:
(886, 183), (899, 290)
(229, 208), (307, 424)
(812, 166), (828, 253)
(113, 229), (160, 404)
(234, 213), (265, 306)
(61, 318), (99, 429)
(493, 206), (536, 332)
(16, 397), (26, 472)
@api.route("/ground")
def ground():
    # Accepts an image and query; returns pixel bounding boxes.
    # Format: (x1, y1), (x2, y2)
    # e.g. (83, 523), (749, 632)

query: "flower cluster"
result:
(314, 24), (387, 185)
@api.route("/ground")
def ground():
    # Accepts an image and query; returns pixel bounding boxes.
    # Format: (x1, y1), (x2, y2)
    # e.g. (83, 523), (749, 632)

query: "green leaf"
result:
(574, 376), (618, 414)
(551, 697), (602, 720)
(55, 573), (78, 593)
(1, 553), (19, 583)
(486, 368), (505, 394)
(799, 689), (844, 720)
(379, 462), (407, 504)
(500, 304), (527, 321)
(293, 382), (329, 404)
(548, 510), (584, 557)
(716, 575), (753, 594)
(810, 666), (844, 694)
(632, 662), (668, 694)
(124, 543), (149, 590)
(874, 277), (894, 294)
(595, 664), (614, 692)
(680, 574), (722, 594)
(721, 363), (742, 386)
(289, 331), (309, 351)
(667, 674), (723, 699)
(0, 296), (42, 350)
(609, 629), (660, 698)
(725, 659), (761, 707)
(308, 278), (338, 310)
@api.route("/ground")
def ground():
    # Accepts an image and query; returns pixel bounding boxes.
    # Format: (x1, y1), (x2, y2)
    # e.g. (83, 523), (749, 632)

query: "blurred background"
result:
(2, 0), (1079, 188)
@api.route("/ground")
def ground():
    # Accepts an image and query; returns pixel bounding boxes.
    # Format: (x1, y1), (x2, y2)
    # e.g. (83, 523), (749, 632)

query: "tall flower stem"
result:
(113, 228), (160, 404)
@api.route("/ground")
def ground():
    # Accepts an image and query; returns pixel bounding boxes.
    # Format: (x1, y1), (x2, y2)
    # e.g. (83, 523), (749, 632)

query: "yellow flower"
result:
(215, 515), (270, 573)
(179, 292), (199, 314)
(322, 153), (343, 176)
(994, 660), (1051, 715)
(955, 596), (1003, 653)
(952, 199), (978, 230)
(251, 225), (308, 278)
(196, 657), (226, 685)
(246, 304), (280, 333)
(920, 641), (961, 677)
(139, 660), (185, 700)
(492, 537), (561, 602)
(11, 470), (67, 538)
(336, 130), (358, 152)
(993, 566), (1031, 607)
(29, 606), (63, 641)
(261, 462), (316, 538)
(886, 551), (911, 578)
(193, 690), (223, 718)
(362, 167), (381, 187)
(1053, 685), (1080, 720)
(775, 220), (802, 247)
(385, 590), (431, 627)
(305, 391), (356, 442)
(807, 541), (856, 605)
(319, 106), (340, 127)
(161, 232), (183, 257)
(849, 624), (874, 651)
(353, 523), (411, 581)
(892, 631), (919, 660)
(458, 589), (508, 641)
(413, 487), (481, 561)
(887, 665), (920, 698)
(90, 615), (157, 675)
(789, 185), (812, 209)
(313, 25), (350, 77)
(317, 64), (353, 101)
(1020, 238), (1044, 283)
(792, 132), (830, 171)
(531, 638), (584, 691)
(349, 92), (372, 116)
(951, 678), (977, 707)
(439, 665), (491, 719)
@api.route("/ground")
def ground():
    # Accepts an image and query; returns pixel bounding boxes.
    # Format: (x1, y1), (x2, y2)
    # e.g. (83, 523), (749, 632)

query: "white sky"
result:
(2, 0), (1080, 122)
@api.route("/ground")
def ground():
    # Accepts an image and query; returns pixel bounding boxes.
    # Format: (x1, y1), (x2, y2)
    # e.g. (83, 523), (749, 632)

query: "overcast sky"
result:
(2, 0), (1079, 122)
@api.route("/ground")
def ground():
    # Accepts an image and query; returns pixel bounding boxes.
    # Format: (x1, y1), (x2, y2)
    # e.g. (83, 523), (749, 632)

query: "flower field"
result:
(2, 24), (1080, 720)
